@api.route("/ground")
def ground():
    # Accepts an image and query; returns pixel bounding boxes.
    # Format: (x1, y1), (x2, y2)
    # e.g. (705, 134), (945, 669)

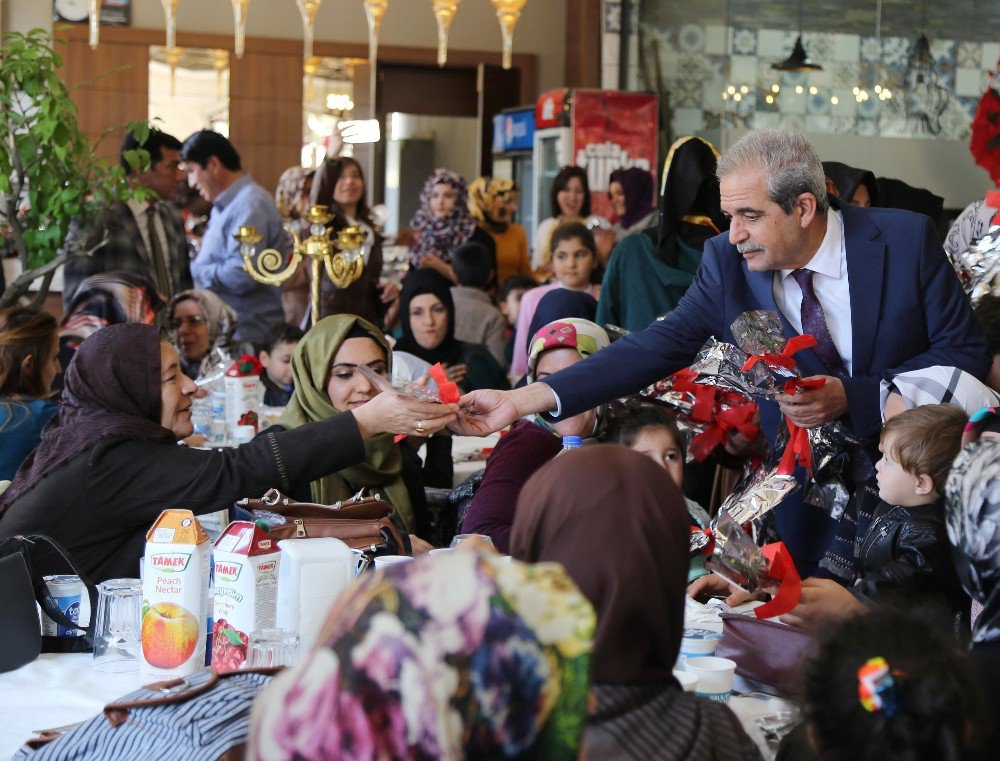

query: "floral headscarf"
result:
(274, 166), (315, 221)
(962, 406), (1000, 447)
(945, 437), (1000, 645)
(409, 169), (476, 267)
(468, 177), (516, 233)
(247, 551), (595, 760)
(525, 318), (610, 382)
(166, 289), (239, 379)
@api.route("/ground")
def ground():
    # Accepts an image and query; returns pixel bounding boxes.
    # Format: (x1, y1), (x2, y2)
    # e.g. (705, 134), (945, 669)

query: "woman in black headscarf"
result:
(597, 136), (728, 333)
(511, 446), (762, 761)
(395, 269), (508, 393)
(822, 161), (880, 208)
(0, 324), (457, 582)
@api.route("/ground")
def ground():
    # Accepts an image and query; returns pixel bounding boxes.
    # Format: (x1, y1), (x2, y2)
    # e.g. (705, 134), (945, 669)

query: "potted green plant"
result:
(0, 28), (150, 309)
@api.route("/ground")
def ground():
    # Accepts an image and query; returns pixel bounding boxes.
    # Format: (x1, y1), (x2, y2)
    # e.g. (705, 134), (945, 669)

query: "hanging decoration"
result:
(164, 46), (184, 96)
(363, 0), (389, 69)
(431, 1), (462, 68)
(771, 0), (822, 73)
(231, 0), (252, 59)
(303, 55), (321, 101)
(296, 0), (322, 62)
(88, 0), (100, 49)
(491, 0), (527, 70)
(160, 0), (181, 52)
(211, 49), (230, 99)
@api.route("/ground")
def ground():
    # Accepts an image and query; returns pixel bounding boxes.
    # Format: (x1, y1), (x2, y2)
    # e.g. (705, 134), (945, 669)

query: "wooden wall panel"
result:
(564, 0), (602, 88)
(229, 46), (303, 193)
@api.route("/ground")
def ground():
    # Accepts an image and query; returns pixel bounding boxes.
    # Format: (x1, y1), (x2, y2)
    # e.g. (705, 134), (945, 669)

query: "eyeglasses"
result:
(169, 315), (206, 331)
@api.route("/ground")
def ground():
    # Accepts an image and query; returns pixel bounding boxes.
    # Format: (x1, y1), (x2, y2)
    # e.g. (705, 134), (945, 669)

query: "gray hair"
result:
(716, 129), (829, 214)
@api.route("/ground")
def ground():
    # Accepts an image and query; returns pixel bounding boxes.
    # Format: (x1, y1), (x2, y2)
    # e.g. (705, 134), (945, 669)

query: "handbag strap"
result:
(0, 534), (99, 642)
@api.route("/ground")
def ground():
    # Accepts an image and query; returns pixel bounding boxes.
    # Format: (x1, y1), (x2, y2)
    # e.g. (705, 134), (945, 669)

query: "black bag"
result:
(0, 535), (99, 671)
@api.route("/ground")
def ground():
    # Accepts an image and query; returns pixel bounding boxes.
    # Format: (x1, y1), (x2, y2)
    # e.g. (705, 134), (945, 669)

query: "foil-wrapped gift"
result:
(705, 509), (770, 592)
(717, 459), (799, 526)
(949, 224), (1000, 306)
(688, 337), (775, 398)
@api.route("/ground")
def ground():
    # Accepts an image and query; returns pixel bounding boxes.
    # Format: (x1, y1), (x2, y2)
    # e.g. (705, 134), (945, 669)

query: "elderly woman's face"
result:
(533, 347), (597, 437)
(171, 299), (210, 362)
(409, 294), (449, 351)
(325, 337), (389, 413)
(160, 342), (196, 439)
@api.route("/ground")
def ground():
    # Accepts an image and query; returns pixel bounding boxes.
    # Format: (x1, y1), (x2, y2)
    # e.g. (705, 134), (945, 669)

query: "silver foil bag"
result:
(949, 224), (1000, 307)
(705, 508), (770, 592)
(718, 460), (799, 526)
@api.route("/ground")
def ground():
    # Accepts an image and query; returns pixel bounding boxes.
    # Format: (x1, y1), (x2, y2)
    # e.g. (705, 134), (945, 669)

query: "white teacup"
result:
(676, 627), (723, 669)
(684, 656), (737, 703)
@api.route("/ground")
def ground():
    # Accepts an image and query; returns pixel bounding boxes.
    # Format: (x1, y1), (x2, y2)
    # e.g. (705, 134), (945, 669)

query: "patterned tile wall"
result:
(634, 20), (997, 142)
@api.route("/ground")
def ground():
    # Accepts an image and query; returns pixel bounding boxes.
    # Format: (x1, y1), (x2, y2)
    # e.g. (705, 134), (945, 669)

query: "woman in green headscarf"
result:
(271, 314), (420, 532)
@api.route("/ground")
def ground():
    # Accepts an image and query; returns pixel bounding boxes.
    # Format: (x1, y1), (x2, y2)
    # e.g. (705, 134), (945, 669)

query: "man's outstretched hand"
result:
(448, 389), (521, 436)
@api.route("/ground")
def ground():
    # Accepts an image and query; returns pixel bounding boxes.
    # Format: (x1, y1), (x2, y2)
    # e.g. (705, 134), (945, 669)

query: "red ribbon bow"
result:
(742, 334), (817, 374)
(776, 377), (826, 476)
(393, 363), (460, 443)
(689, 402), (760, 462)
(670, 368), (716, 423)
(753, 542), (802, 619)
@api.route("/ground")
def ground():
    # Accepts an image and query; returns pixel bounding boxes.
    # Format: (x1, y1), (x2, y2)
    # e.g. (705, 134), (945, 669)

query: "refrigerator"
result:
(532, 89), (659, 226)
(491, 106), (536, 248)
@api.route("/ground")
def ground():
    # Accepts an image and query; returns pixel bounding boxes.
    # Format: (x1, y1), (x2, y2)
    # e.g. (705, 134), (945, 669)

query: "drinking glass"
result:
(247, 628), (300, 668)
(449, 533), (495, 550)
(92, 578), (142, 672)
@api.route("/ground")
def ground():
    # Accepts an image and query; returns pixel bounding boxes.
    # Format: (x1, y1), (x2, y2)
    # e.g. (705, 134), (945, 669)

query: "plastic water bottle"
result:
(558, 435), (582, 455)
(190, 396), (212, 439)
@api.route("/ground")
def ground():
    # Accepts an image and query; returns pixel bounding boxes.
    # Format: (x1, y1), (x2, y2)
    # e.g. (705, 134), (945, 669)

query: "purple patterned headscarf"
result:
(408, 168), (476, 267)
(0, 323), (175, 513)
(609, 166), (657, 229)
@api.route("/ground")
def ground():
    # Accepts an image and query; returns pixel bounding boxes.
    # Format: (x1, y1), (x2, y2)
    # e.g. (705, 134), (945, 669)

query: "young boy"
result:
(259, 322), (303, 407)
(450, 242), (508, 369)
(607, 402), (712, 582)
(497, 274), (537, 369)
(856, 404), (969, 611)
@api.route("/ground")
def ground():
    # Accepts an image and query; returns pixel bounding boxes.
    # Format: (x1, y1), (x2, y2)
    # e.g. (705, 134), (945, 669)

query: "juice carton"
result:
(224, 355), (263, 433)
(140, 510), (212, 686)
(211, 521), (280, 672)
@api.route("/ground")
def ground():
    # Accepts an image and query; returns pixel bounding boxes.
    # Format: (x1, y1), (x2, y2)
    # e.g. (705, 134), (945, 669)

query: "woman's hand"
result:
(377, 281), (399, 304)
(420, 256), (458, 284)
(351, 392), (458, 438)
(409, 535), (434, 555)
(443, 363), (468, 384)
(687, 574), (758, 607)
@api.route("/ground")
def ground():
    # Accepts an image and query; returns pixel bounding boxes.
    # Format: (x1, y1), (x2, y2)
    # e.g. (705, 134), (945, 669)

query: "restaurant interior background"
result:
(1, 0), (995, 228)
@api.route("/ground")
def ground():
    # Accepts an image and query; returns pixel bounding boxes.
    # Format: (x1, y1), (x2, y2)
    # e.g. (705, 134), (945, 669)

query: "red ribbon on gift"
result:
(670, 368), (716, 423)
(776, 377), (826, 476)
(689, 402), (760, 461)
(428, 363), (461, 404)
(393, 363), (460, 443)
(691, 526), (715, 556)
(225, 354), (264, 378)
(753, 542), (802, 619)
(742, 334), (817, 374)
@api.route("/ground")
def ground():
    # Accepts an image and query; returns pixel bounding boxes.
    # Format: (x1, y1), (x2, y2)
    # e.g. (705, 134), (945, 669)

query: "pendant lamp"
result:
(771, 0), (822, 73)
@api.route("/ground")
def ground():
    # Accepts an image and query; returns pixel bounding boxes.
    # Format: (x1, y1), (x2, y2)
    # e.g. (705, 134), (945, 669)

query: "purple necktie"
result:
(790, 268), (847, 377)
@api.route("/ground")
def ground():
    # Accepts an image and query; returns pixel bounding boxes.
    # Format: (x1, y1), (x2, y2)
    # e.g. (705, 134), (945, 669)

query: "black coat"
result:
(853, 498), (969, 616)
(0, 414), (365, 582)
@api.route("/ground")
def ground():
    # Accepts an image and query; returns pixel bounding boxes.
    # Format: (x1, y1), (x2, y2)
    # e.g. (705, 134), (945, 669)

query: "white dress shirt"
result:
(772, 209), (854, 376)
(127, 197), (170, 264)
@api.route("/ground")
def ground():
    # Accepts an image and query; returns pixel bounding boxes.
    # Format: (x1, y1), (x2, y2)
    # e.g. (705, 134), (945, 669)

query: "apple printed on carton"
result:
(140, 509), (211, 686)
(211, 521), (280, 672)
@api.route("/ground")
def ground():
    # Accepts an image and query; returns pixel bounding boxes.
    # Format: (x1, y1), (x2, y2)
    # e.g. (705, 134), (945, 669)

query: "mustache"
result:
(737, 241), (765, 254)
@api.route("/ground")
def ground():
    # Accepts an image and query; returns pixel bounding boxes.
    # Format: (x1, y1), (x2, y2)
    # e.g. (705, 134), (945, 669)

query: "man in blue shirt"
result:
(182, 130), (285, 347)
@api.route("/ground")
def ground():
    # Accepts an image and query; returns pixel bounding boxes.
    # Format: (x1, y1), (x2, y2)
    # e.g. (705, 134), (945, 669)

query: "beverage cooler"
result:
(491, 106), (536, 248)
(532, 89), (659, 227)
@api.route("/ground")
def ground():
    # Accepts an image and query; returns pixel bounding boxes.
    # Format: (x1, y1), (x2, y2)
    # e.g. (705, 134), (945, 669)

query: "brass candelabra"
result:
(235, 205), (367, 327)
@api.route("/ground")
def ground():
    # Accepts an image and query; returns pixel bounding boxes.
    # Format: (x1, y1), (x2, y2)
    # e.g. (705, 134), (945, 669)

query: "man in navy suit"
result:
(451, 129), (990, 575)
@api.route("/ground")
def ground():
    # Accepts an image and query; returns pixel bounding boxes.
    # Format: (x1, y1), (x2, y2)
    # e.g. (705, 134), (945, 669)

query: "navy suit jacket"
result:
(545, 201), (990, 567)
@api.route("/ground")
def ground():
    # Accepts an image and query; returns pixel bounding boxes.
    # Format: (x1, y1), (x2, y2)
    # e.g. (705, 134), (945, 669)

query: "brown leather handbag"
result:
(235, 488), (411, 557)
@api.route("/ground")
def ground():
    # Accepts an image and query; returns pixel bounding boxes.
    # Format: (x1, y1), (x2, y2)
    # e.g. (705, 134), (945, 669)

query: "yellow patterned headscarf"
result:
(468, 176), (516, 231)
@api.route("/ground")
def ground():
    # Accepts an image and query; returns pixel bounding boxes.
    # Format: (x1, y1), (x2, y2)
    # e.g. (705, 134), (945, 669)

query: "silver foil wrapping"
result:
(717, 461), (800, 526)
(705, 508), (770, 592)
(949, 224), (1000, 306)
